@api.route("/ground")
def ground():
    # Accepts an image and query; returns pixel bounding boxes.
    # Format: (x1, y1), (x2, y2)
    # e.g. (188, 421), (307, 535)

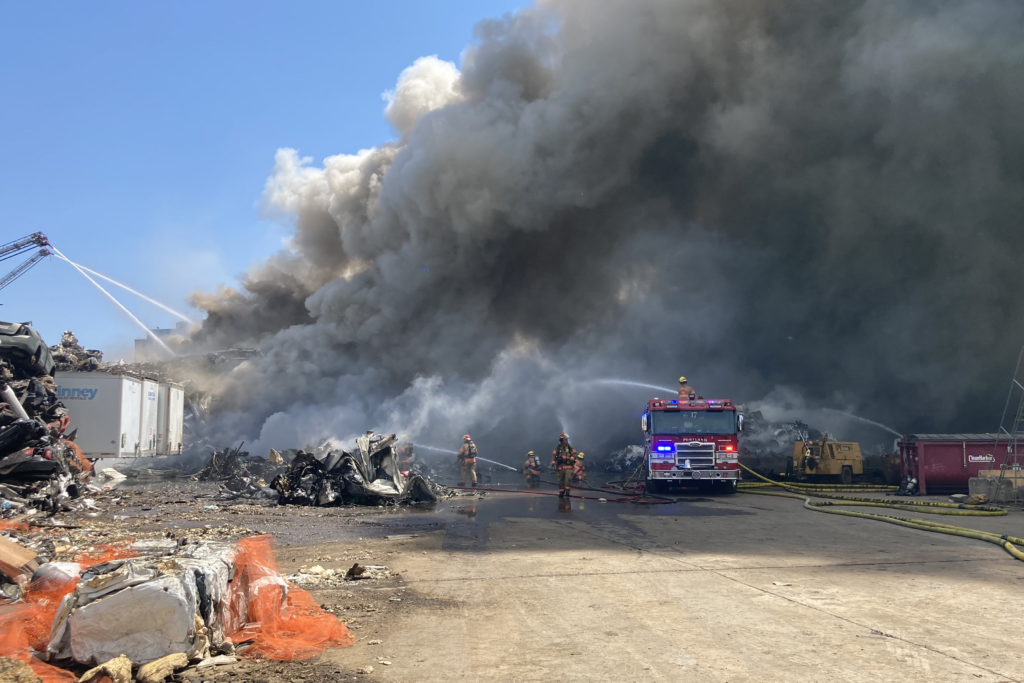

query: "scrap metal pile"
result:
(0, 322), (92, 515)
(49, 330), (105, 373)
(196, 443), (284, 500)
(272, 432), (447, 506)
(738, 410), (822, 474)
(603, 445), (645, 474)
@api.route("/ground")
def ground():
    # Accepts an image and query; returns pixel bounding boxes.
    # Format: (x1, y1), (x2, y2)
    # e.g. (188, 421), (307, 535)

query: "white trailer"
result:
(156, 382), (185, 456)
(139, 379), (160, 457)
(55, 372), (143, 459)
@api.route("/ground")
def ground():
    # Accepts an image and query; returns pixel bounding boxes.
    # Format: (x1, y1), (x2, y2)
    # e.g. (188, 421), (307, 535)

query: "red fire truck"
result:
(641, 392), (742, 494)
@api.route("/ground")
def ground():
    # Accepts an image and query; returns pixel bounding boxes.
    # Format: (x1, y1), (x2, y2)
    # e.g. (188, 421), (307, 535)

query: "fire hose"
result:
(738, 463), (1024, 562)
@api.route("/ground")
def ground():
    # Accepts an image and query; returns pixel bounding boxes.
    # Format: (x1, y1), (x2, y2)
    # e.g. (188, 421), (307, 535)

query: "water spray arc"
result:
(822, 409), (902, 438)
(586, 379), (678, 395)
(50, 246), (176, 358)
(62, 260), (197, 325)
(414, 443), (518, 471)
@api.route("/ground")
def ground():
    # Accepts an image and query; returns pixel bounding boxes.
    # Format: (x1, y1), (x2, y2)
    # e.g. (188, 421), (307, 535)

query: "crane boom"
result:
(0, 232), (49, 263)
(0, 249), (50, 292)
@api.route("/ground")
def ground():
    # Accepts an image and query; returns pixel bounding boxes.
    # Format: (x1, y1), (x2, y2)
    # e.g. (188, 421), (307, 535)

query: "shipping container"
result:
(55, 372), (143, 459)
(899, 433), (1022, 494)
(139, 379), (160, 457)
(156, 382), (185, 456)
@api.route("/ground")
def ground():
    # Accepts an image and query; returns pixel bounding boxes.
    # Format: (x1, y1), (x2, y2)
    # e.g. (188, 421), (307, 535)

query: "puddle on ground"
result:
(354, 482), (754, 552)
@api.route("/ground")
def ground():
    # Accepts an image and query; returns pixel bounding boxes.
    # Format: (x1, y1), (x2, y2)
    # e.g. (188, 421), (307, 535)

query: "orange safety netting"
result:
(64, 441), (93, 480)
(74, 543), (137, 567)
(0, 562), (81, 682)
(0, 535), (351, 680)
(224, 535), (354, 660)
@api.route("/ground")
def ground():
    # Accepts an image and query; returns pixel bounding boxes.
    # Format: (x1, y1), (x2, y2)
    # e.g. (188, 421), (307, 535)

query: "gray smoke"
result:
(187, 0), (1024, 461)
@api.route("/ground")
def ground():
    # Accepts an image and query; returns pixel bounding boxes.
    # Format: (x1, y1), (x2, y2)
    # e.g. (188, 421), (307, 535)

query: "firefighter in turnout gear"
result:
(678, 376), (697, 400)
(573, 452), (587, 486)
(551, 433), (577, 498)
(458, 434), (478, 487)
(524, 451), (541, 488)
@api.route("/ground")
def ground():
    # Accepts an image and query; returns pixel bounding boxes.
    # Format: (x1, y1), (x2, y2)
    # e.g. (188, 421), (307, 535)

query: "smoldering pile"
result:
(271, 432), (449, 506)
(194, 443), (284, 501)
(738, 411), (822, 474)
(0, 322), (93, 515)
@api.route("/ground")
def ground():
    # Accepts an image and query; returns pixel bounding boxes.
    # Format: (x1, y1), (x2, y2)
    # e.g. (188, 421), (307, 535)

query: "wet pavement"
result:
(49, 474), (755, 552)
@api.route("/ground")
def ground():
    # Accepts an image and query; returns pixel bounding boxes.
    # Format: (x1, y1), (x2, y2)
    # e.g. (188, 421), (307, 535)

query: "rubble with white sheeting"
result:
(47, 541), (236, 666)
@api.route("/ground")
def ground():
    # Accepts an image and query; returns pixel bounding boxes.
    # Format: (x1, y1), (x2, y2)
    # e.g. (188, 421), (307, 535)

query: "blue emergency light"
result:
(657, 445), (673, 452)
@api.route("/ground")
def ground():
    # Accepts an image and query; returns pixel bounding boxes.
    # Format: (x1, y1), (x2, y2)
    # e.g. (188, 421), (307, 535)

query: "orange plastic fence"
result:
(74, 543), (137, 567)
(0, 520), (29, 533)
(0, 562), (81, 682)
(65, 441), (93, 480)
(225, 535), (354, 660)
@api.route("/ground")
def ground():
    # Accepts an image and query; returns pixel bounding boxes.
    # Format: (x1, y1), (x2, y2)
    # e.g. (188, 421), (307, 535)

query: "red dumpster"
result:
(899, 434), (1020, 494)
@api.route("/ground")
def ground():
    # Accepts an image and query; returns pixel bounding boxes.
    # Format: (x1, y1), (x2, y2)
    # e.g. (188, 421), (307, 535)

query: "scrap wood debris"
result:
(0, 322), (93, 517)
(271, 431), (451, 507)
(0, 534), (354, 681)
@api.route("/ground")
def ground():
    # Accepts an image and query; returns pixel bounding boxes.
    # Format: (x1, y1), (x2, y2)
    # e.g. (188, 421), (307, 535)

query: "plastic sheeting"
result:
(68, 573), (198, 665)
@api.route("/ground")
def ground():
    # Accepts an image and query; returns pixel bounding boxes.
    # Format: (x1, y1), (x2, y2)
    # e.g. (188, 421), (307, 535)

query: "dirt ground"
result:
(31, 479), (1024, 682)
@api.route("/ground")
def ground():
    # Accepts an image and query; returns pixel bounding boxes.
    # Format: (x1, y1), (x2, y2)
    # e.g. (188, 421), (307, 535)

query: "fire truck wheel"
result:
(715, 479), (738, 495)
(841, 466), (853, 486)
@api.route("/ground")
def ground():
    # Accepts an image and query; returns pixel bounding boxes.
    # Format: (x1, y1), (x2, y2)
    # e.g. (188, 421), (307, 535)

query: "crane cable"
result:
(738, 463), (1024, 562)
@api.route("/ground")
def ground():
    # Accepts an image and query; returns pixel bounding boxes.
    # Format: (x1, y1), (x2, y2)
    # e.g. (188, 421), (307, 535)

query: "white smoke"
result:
(383, 56), (463, 135)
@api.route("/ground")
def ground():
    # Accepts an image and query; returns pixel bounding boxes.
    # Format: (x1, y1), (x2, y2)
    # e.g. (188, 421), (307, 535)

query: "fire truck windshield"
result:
(650, 410), (737, 436)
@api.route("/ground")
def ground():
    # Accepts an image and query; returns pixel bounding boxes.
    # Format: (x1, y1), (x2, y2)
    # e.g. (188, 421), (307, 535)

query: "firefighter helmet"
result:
(463, 434), (471, 441)
(559, 432), (569, 440)
(679, 376), (687, 384)
(577, 452), (584, 459)
(527, 450), (535, 456)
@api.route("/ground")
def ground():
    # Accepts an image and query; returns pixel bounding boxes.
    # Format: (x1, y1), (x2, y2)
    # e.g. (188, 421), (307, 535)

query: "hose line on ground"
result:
(738, 463), (1006, 515)
(737, 464), (1024, 562)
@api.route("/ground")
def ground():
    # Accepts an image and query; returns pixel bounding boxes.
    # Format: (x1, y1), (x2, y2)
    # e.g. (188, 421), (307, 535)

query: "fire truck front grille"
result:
(675, 443), (715, 469)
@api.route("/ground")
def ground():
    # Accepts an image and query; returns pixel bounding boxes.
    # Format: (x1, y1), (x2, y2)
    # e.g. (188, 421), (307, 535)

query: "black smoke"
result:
(187, 0), (1024, 461)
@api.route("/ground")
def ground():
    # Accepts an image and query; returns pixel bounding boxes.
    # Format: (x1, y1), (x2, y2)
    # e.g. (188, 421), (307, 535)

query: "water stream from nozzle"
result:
(822, 408), (902, 437)
(51, 246), (176, 358)
(414, 443), (518, 471)
(587, 379), (677, 394)
(65, 260), (197, 325)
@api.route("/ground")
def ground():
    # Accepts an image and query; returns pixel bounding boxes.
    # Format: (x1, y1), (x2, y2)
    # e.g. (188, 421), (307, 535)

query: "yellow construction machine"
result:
(789, 435), (863, 485)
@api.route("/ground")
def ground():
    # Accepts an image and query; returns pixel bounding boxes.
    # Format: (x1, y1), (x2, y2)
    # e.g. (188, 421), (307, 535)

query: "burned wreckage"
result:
(271, 432), (445, 506)
(0, 322), (92, 513)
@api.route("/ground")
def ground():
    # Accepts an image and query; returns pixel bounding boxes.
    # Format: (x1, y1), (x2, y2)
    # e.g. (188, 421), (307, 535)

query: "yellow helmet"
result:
(678, 376), (687, 384)
(527, 450), (535, 456)
(401, 434), (409, 440)
(577, 452), (585, 458)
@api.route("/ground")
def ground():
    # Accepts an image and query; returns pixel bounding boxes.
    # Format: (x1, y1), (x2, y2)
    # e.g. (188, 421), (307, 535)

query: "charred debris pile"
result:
(272, 432), (446, 506)
(198, 432), (449, 506)
(739, 411), (821, 472)
(0, 322), (93, 515)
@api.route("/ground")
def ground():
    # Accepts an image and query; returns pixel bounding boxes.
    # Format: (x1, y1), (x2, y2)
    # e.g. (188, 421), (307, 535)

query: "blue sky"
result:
(0, 0), (527, 358)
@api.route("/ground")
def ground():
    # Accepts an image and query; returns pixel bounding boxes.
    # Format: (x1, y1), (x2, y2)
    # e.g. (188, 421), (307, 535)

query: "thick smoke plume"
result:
(188, 0), (1024, 461)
